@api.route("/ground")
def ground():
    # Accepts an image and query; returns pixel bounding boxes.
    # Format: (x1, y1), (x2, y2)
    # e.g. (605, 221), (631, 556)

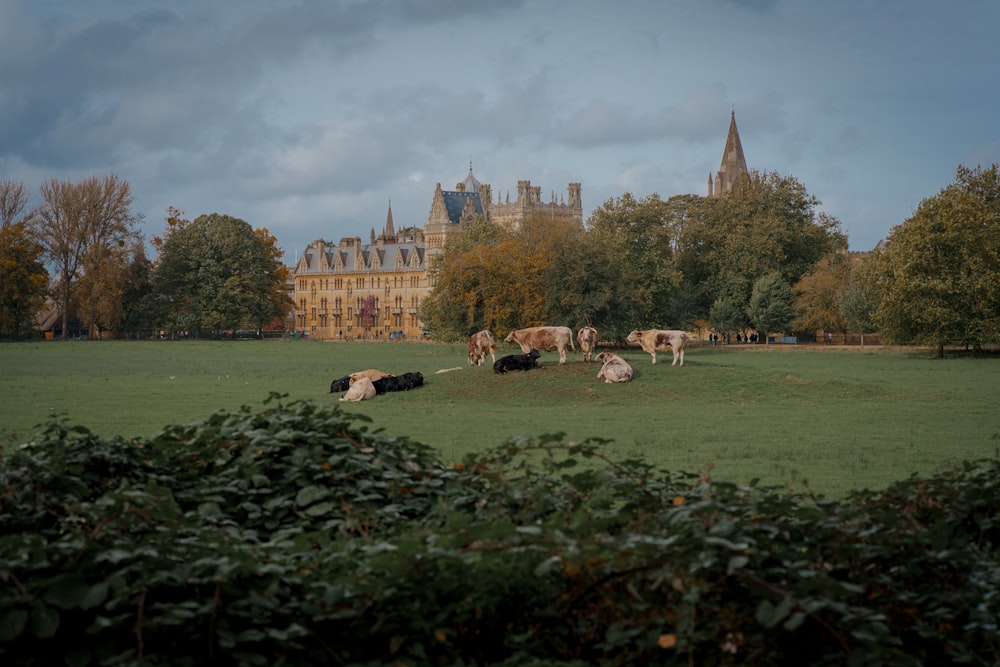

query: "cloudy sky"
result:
(2, 0), (996, 263)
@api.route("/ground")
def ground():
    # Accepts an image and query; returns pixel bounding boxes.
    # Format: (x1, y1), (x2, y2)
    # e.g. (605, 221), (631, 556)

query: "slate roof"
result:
(442, 191), (484, 223)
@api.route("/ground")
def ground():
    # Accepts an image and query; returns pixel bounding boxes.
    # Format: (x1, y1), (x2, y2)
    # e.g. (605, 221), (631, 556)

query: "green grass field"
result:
(1, 339), (997, 497)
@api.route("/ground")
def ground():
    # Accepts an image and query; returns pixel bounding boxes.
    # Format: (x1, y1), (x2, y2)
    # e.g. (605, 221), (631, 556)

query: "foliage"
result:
(584, 193), (684, 339)
(151, 213), (293, 335)
(420, 215), (577, 341)
(676, 171), (844, 320)
(792, 253), (850, 335)
(747, 272), (794, 342)
(32, 174), (144, 339)
(708, 295), (747, 335)
(1, 399), (998, 665)
(859, 164), (1000, 356)
(0, 222), (49, 338)
(837, 271), (878, 343)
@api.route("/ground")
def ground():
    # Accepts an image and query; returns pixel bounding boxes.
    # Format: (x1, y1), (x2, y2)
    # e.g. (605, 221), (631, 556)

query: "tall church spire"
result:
(711, 110), (748, 196)
(385, 199), (395, 238)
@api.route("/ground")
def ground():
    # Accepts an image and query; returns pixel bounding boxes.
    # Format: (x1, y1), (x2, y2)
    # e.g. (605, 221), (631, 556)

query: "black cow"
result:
(397, 371), (424, 390)
(372, 376), (402, 394)
(330, 375), (352, 393)
(493, 349), (541, 374)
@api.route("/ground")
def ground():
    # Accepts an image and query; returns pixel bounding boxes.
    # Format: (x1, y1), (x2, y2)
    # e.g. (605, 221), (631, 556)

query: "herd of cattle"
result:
(330, 326), (689, 401)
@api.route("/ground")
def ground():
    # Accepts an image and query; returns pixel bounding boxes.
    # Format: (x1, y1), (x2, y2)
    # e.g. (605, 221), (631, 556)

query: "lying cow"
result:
(373, 371), (425, 394)
(504, 326), (575, 364)
(596, 350), (634, 383)
(339, 375), (376, 402)
(493, 349), (541, 374)
(626, 329), (689, 366)
(467, 330), (497, 367)
(577, 326), (598, 362)
(330, 368), (393, 393)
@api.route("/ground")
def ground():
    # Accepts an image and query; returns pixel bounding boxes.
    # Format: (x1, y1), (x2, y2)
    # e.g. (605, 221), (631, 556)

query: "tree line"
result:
(0, 175), (292, 339)
(420, 166), (1000, 355)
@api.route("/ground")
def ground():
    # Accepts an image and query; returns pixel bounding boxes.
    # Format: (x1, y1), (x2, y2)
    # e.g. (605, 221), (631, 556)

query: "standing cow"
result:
(596, 350), (634, 383)
(626, 329), (689, 366)
(467, 330), (497, 367)
(504, 326), (575, 364)
(577, 326), (598, 362)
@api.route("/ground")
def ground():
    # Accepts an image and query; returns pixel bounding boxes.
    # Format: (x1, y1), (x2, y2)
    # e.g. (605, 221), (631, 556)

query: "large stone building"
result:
(291, 167), (583, 339)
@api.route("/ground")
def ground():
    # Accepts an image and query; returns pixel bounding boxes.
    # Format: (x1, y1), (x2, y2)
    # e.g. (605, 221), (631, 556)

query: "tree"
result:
(33, 174), (143, 338)
(151, 213), (293, 335)
(859, 164), (1000, 357)
(709, 296), (747, 338)
(793, 252), (850, 337)
(0, 180), (47, 338)
(837, 273), (878, 346)
(0, 179), (34, 229)
(420, 214), (580, 341)
(677, 170), (844, 320)
(585, 193), (683, 340)
(747, 272), (794, 344)
(0, 223), (49, 337)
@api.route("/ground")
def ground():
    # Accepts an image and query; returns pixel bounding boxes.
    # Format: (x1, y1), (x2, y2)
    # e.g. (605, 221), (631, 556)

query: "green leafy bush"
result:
(1, 396), (997, 665)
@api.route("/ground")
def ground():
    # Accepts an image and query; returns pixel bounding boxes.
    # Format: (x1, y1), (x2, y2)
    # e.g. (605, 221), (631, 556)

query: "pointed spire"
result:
(385, 199), (395, 238)
(714, 110), (748, 195)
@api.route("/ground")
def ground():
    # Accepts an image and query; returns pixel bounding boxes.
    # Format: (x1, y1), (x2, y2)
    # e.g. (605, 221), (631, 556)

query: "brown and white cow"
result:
(467, 329), (497, 367)
(339, 375), (376, 402)
(596, 350), (634, 383)
(577, 326), (598, 362)
(504, 326), (575, 364)
(626, 329), (689, 366)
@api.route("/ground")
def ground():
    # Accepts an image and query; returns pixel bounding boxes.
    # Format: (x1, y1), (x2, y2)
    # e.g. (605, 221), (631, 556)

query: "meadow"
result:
(1, 339), (997, 497)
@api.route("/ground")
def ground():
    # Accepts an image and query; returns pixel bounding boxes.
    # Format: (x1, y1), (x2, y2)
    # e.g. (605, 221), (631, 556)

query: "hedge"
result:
(1, 395), (997, 665)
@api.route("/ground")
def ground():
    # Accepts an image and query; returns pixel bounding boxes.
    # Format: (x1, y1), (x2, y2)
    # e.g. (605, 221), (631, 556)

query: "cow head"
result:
(529, 348), (541, 359)
(625, 330), (641, 344)
(504, 330), (519, 344)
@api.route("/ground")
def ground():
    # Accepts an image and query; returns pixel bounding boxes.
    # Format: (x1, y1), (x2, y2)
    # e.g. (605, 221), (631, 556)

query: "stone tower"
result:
(708, 110), (748, 196)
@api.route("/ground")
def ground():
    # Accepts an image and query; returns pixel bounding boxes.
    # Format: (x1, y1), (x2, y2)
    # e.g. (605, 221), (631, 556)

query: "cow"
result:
(626, 329), (689, 366)
(372, 375), (402, 394)
(493, 349), (541, 374)
(339, 375), (376, 402)
(397, 371), (424, 390)
(596, 350), (634, 383)
(467, 330), (497, 367)
(330, 368), (393, 393)
(577, 326), (598, 362)
(504, 326), (575, 364)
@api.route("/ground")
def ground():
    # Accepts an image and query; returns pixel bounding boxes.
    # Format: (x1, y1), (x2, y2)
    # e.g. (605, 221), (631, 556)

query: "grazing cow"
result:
(339, 375), (376, 402)
(577, 326), (598, 362)
(493, 349), (541, 374)
(596, 350), (634, 383)
(626, 329), (689, 366)
(504, 326), (575, 364)
(467, 330), (497, 367)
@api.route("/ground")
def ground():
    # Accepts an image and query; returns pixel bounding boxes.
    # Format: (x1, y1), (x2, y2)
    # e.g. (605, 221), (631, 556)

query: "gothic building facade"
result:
(291, 168), (583, 340)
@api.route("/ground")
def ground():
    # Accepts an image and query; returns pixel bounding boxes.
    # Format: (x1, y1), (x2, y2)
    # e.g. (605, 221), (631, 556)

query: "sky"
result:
(2, 0), (997, 263)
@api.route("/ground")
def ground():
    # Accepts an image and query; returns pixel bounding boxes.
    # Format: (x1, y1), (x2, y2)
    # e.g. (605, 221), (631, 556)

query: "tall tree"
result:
(793, 252), (851, 337)
(677, 170), (844, 319)
(33, 174), (143, 338)
(151, 213), (292, 335)
(0, 179), (34, 229)
(0, 222), (49, 337)
(859, 164), (1000, 356)
(0, 180), (47, 337)
(747, 272), (794, 344)
(585, 193), (683, 340)
(837, 273), (878, 346)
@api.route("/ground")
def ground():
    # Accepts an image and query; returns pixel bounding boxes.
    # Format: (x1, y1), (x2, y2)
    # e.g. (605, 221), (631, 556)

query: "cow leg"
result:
(559, 347), (567, 364)
(650, 350), (657, 364)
